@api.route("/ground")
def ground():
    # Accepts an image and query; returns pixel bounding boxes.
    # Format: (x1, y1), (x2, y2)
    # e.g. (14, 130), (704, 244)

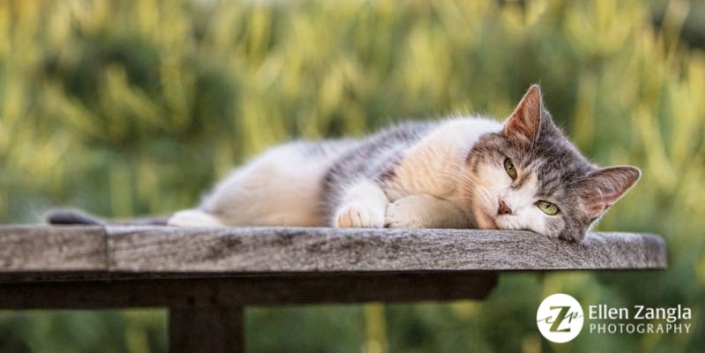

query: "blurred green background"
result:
(1, 0), (704, 352)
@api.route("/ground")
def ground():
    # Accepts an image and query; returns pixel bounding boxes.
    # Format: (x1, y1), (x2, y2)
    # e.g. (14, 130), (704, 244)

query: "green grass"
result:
(1, 0), (704, 352)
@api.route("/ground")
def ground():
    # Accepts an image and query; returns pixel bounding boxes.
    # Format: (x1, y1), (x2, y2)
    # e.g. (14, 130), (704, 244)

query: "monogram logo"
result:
(536, 294), (584, 343)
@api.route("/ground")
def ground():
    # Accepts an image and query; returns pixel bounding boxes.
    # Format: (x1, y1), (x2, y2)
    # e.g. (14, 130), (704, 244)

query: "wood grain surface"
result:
(0, 226), (106, 276)
(0, 225), (666, 308)
(105, 226), (667, 273)
(0, 226), (667, 280)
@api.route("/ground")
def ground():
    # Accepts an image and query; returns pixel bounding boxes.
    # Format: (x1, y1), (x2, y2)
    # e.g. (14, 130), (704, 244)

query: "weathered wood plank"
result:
(0, 225), (667, 281)
(0, 272), (498, 309)
(0, 226), (106, 279)
(169, 308), (244, 353)
(107, 226), (667, 273)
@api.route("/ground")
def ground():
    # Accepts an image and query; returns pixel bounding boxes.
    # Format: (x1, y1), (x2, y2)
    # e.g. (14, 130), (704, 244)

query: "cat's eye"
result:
(537, 200), (559, 215)
(503, 158), (518, 180)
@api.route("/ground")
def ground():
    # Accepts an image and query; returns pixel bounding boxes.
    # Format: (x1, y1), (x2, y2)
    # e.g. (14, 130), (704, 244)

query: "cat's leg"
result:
(167, 209), (223, 227)
(333, 179), (389, 228)
(385, 194), (471, 229)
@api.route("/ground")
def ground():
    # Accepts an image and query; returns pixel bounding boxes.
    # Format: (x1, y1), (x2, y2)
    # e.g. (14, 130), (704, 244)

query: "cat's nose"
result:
(498, 200), (512, 215)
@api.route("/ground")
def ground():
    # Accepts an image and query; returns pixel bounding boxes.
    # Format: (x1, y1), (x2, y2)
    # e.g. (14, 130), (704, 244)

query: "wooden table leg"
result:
(169, 307), (244, 353)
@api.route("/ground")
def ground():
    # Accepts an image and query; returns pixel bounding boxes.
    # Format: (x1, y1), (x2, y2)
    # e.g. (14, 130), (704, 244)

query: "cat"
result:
(47, 85), (640, 242)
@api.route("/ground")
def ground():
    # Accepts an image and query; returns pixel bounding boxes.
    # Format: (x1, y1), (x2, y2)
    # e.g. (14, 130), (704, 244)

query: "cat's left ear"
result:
(577, 166), (641, 220)
(503, 84), (543, 144)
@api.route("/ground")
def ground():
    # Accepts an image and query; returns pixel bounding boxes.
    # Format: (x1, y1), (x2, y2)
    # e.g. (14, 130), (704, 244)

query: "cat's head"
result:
(464, 85), (640, 241)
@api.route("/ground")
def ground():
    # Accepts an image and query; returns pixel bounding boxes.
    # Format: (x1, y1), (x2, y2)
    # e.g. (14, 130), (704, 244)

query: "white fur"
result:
(168, 117), (512, 229)
(333, 180), (387, 228)
(495, 173), (546, 232)
(168, 142), (343, 227)
(168, 209), (223, 227)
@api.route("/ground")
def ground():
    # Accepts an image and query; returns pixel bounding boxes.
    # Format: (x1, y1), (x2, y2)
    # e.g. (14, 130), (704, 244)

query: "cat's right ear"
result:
(503, 84), (543, 144)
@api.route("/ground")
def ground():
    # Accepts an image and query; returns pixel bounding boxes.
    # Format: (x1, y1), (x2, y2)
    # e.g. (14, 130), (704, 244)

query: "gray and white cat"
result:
(160, 84), (640, 241)
(48, 85), (639, 241)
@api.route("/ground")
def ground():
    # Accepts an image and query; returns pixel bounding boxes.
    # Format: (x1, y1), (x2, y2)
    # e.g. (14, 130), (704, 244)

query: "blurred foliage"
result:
(1, 0), (704, 352)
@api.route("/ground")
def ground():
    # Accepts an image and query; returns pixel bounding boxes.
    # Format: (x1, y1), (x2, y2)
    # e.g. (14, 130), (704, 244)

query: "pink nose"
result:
(498, 200), (512, 215)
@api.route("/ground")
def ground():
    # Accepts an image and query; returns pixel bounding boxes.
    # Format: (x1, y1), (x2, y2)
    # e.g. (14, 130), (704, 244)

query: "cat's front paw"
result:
(334, 203), (385, 228)
(385, 197), (425, 229)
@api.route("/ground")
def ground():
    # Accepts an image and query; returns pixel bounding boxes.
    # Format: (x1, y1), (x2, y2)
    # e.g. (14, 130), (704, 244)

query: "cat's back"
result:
(325, 116), (502, 187)
(378, 116), (502, 198)
(363, 116), (502, 161)
(364, 116), (502, 150)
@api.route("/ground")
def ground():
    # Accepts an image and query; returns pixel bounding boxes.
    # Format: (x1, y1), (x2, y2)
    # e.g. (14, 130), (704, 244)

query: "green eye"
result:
(537, 200), (559, 215)
(504, 158), (518, 180)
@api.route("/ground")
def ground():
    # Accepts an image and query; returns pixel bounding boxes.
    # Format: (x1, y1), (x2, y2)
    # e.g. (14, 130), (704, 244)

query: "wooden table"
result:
(0, 226), (667, 352)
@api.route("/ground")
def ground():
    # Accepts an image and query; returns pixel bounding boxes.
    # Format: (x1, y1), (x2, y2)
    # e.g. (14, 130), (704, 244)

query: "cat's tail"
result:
(45, 209), (171, 226)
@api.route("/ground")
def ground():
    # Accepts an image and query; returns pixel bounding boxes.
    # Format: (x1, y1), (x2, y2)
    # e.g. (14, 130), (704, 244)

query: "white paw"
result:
(385, 198), (425, 229)
(334, 203), (385, 228)
(167, 209), (223, 227)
